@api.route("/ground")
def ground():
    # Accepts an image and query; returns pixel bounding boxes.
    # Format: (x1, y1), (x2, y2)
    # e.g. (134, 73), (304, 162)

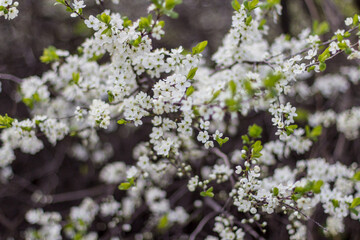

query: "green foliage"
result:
(352, 171), (360, 181)
(187, 67), (198, 80)
(200, 187), (214, 197)
(251, 140), (263, 158)
(243, 0), (259, 12)
(40, 46), (59, 64)
(130, 36), (142, 47)
(292, 180), (324, 200)
(332, 199), (340, 208)
(225, 98), (241, 112)
(157, 214), (169, 229)
(258, 19), (267, 30)
(353, 14), (359, 25)
(107, 90), (115, 103)
(0, 114), (14, 129)
(186, 86), (195, 96)
(117, 119), (129, 125)
(151, 0), (182, 19)
(261, 0), (280, 10)
(273, 187), (279, 196)
(305, 125), (322, 141)
(209, 90), (221, 103)
(98, 13), (111, 24)
(192, 41), (208, 55)
(228, 80), (237, 97)
(22, 92), (41, 109)
(231, 0), (241, 11)
(245, 15), (252, 26)
(72, 72), (80, 85)
(118, 177), (135, 190)
(54, 0), (66, 6)
(215, 137), (229, 147)
(248, 124), (262, 139)
(350, 198), (360, 209)
(319, 62), (327, 72)
(285, 125), (298, 136)
(165, 0), (182, 10)
(312, 20), (329, 36)
(122, 17), (132, 28)
(318, 47), (330, 63)
(139, 14), (153, 32)
(294, 108), (309, 122)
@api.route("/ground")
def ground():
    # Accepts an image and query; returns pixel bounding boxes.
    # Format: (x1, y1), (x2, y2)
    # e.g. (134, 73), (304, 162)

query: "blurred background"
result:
(0, 0), (360, 239)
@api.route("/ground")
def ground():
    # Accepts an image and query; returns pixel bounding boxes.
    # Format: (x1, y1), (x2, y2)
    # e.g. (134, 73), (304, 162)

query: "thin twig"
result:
(0, 73), (23, 84)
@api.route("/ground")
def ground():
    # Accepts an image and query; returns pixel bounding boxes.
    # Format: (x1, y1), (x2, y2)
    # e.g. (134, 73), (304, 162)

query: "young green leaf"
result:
(186, 86), (195, 96)
(187, 67), (198, 79)
(200, 187), (214, 197)
(248, 124), (262, 139)
(351, 198), (360, 209)
(231, 0), (241, 11)
(192, 41), (208, 55)
(117, 119), (128, 125)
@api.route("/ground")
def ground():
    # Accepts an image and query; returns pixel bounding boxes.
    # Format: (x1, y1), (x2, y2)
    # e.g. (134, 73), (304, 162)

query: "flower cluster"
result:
(1, 0), (360, 239)
(0, 0), (19, 20)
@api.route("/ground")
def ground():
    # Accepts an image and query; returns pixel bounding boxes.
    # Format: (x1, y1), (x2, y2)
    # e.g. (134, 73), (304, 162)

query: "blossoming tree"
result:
(1, 0), (360, 239)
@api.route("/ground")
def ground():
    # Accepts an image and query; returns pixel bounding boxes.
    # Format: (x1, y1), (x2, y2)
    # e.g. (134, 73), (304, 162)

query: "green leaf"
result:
(306, 125), (322, 141)
(187, 67), (198, 79)
(311, 125), (322, 139)
(157, 214), (169, 229)
(200, 187), (214, 197)
(245, 15), (252, 26)
(117, 119), (128, 125)
(332, 199), (339, 208)
(107, 90), (115, 103)
(151, 0), (162, 9)
(215, 137), (229, 147)
(162, 9), (179, 18)
(353, 14), (359, 25)
(248, 124), (262, 139)
(229, 80), (237, 97)
(72, 72), (80, 85)
(350, 208), (359, 216)
(351, 198), (360, 209)
(312, 20), (329, 36)
(54, 0), (66, 5)
(244, 0), (259, 11)
(192, 41), (208, 55)
(165, 0), (182, 10)
(285, 124), (298, 135)
(101, 28), (112, 37)
(319, 62), (326, 72)
(186, 86), (195, 96)
(130, 36), (142, 47)
(118, 177), (135, 190)
(251, 140), (263, 158)
(0, 114), (14, 129)
(264, 73), (282, 88)
(122, 17), (132, 28)
(139, 15), (152, 31)
(312, 180), (324, 194)
(241, 135), (250, 144)
(352, 171), (360, 181)
(318, 47), (330, 62)
(40, 46), (59, 64)
(258, 19), (267, 30)
(231, 0), (241, 11)
(209, 90), (221, 103)
(273, 187), (279, 196)
(99, 12), (111, 24)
